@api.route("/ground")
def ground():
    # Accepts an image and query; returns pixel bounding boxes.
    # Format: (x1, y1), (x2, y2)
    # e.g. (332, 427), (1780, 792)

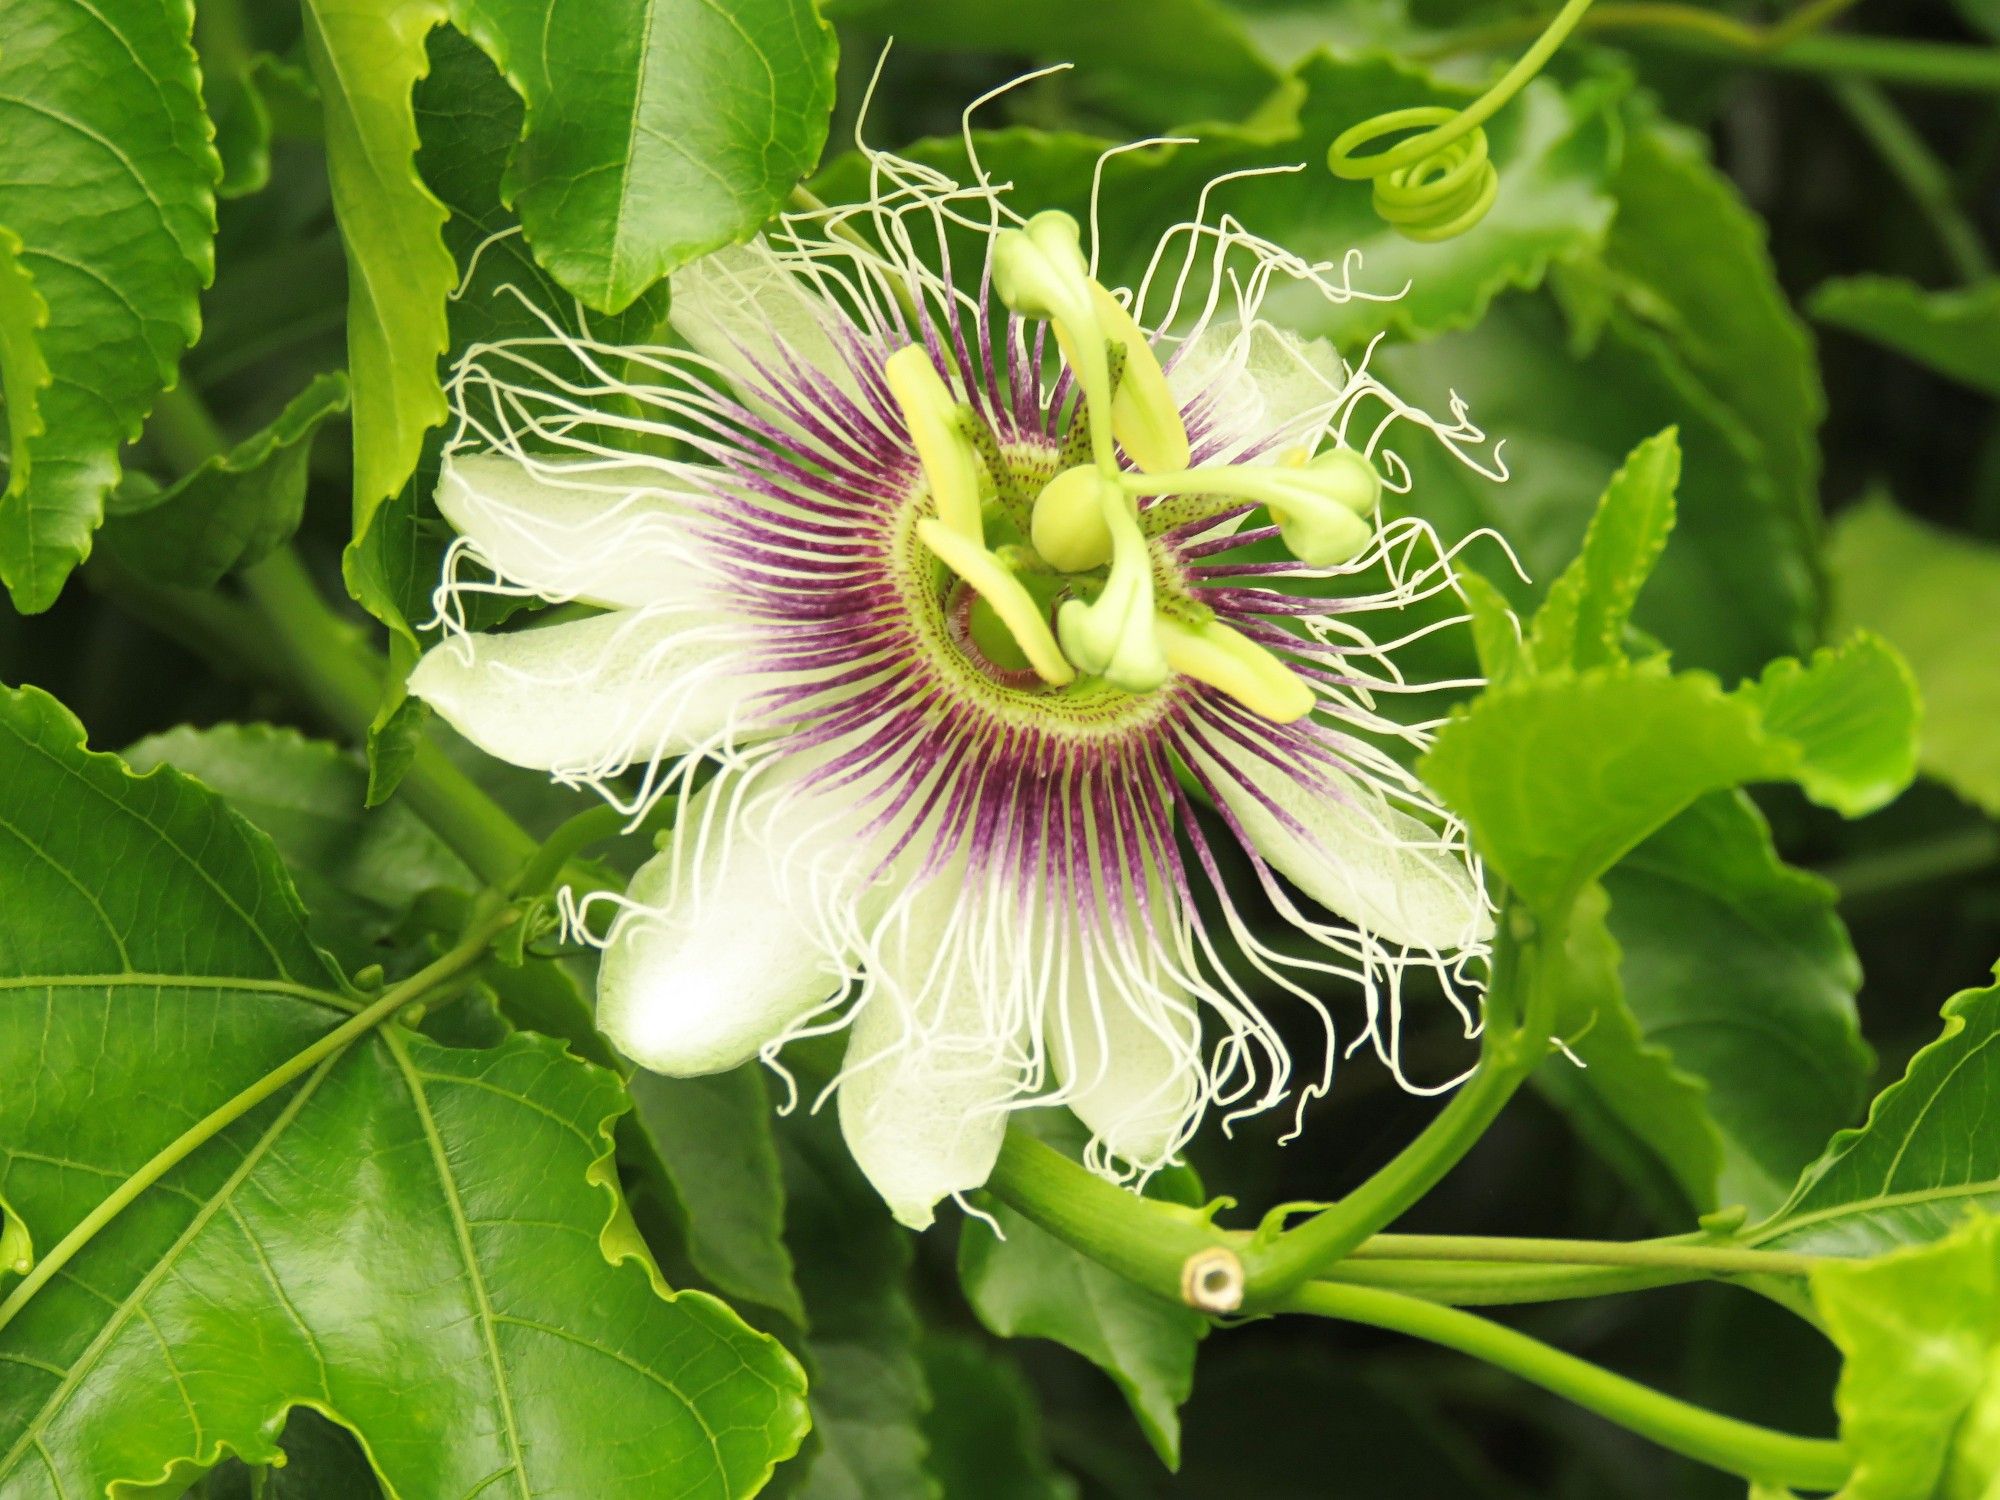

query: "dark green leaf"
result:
(0, 684), (808, 1497)
(103, 372), (349, 588)
(1813, 1211), (2000, 1499)
(628, 1068), (807, 1326)
(1536, 883), (1725, 1215)
(1380, 296), (1813, 680)
(958, 1119), (1203, 1469)
(450, 0), (838, 313)
(1758, 968), (2000, 1256)
(1811, 275), (2000, 399)
(120, 722), (471, 971)
(1569, 119), (1823, 569)
(1830, 497), (2000, 815)
(1598, 793), (1871, 1218)
(0, 0), (218, 611)
(823, 0), (1283, 129)
(300, 0), (456, 644)
(1527, 427), (1680, 673)
(919, 1334), (1077, 1500)
(777, 1101), (937, 1500)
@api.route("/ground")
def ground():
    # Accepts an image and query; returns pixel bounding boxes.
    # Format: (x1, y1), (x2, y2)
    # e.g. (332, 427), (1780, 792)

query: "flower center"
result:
(883, 210), (1390, 726)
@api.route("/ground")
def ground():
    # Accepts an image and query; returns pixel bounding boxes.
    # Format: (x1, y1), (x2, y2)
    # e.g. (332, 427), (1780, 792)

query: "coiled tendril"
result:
(1328, 0), (1598, 242)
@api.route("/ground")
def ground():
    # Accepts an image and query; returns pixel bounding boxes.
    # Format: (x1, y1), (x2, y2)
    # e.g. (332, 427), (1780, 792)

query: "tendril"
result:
(1327, 0), (1598, 242)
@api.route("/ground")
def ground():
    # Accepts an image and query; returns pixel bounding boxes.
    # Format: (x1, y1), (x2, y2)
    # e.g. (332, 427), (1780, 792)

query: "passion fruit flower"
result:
(410, 139), (1504, 1229)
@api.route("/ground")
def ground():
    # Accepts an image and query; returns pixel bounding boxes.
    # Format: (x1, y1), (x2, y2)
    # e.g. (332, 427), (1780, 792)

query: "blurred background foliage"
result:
(6, 0), (1998, 1493)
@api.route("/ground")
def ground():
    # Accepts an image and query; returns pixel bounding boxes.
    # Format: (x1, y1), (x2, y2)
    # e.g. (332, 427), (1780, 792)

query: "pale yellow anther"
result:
(916, 518), (1075, 686)
(1087, 282), (1190, 474)
(886, 345), (984, 544)
(1156, 614), (1316, 723)
(1031, 465), (1116, 573)
(1120, 445), (1384, 568)
(1055, 496), (1168, 693)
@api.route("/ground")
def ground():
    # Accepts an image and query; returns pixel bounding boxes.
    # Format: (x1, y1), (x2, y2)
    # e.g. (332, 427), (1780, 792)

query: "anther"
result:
(886, 346), (985, 544)
(1157, 614), (1315, 723)
(917, 519), (1075, 686)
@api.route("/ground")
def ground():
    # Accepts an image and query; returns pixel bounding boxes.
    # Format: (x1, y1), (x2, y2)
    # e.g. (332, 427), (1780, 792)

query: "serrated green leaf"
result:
(777, 1102), (937, 1500)
(0, 226), (50, 504)
(1813, 1212), (2000, 1499)
(1422, 635), (1917, 914)
(300, 0), (455, 649)
(1811, 275), (2000, 399)
(0, 683), (808, 1498)
(1596, 792), (1871, 1218)
(1381, 296), (1814, 680)
(120, 722), (472, 971)
(1528, 428), (1680, 673)
(1830, 498), (2000, 815)
(1757, 970), (2000, 1257)
(628, 1068), (807, 1327)
(0, 0), (219, 612)
(823, 0), (1282, 129)
(449, 0), (837, 314)
(1458, 569), (1525, 683)
(958, 1118), (1202, 1469)
(813, 52), (1619, 349)
(103, 373), (349, 589)
(1740, 633), (1921, 819)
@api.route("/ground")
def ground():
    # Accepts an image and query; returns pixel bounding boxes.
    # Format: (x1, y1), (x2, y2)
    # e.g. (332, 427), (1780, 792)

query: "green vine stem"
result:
(0, 906), (518, 1338)
(1283, 1281), (1852, 1490)
(1348, 1232), (1823, 1277)
(1422, 3), (2000, 93)
(1831, 78), (1994, 283)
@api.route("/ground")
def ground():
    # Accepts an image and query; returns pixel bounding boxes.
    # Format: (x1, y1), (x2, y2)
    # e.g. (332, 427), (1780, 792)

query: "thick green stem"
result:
(1822, 823), (2000, 909)
(1832, 79), (1994, 282)
(1320, 1257), (1691, 1305)
(1284, 1282), (1852, 1490)
(0, 908), (516, 1337)
(236, 549), (538, 887)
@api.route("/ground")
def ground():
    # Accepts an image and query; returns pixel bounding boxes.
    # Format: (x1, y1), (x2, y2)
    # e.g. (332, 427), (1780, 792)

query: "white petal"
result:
(670, 240), (861, 402)
(1212, 746), (1492, 951)
(1169, 318), (1345, 454)
(596, 777), (854, 1076)
(1048, 940), (1202, 1171)
(409, 608), (761, 774)
(838, 882), (1028, 1230)
(437, 452), (714, 609)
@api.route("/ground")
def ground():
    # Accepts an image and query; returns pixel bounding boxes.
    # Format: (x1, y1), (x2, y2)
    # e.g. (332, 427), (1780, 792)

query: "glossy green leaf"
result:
(1566, 119), (1823, 567)
(449, 0), (837, 314)
(1380, 297), (1814, 680)
(120, 722), (471, 971)
(777, 1101), (937, 1500)
(103, 373), (349, 589)
(823, 0), (1283, 129)
(0, 0), (218, 612)
(1527, 427), (1680, 673)
(1813, 1212), (2000, 1499)
(300, 0), (455, 645)
(1422, 635), (1917, 914)
(1811, 275), (2000, 399)
(813, 52), (1619, 349)
(0, 684), (809, 1497)
(1599, 792), (1871, 1218)
(629, 1068), (806, 1326)
(919, 1334), (1077, 1500)
(958, 1120), (1203, 1469)
(1757, 969), (2000, 1257)
(1830, 498), (2000, 815)
(348, 27), (673, 800)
